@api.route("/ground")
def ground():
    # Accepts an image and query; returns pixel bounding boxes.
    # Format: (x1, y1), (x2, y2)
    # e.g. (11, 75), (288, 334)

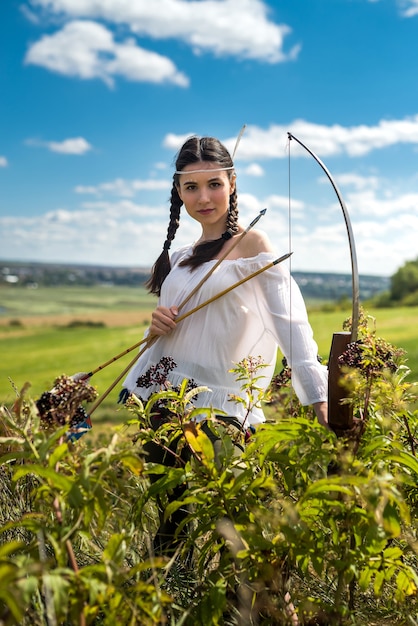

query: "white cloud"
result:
(28, 0), (297, 63)
(0, 156), (8, 167)
(19, 3), (41, 23)
(330, 172), (418, 220)
(25, 20), (189, 87)
(181, 116), (418, 160)
(163, 132), (198, 151)
(398, 0), (418, 17)
(333, 173), (381, 191)
(26, 136), (92, 154)
(243, 163), (265, 177)
(48, 137), (92, 154)
(75, 178), (171, 197)
(367, 0), (418, 18)
(346, 188), (418, 218)
(0, 203), (164, 266)
(354, 212), (418, 273)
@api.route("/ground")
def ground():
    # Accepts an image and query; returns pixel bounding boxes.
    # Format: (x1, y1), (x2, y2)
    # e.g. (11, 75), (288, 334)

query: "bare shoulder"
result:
(239, 228), (275, 257)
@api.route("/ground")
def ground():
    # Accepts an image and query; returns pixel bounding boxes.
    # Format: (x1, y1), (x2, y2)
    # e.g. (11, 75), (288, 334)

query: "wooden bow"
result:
(287, 132), (360, 434)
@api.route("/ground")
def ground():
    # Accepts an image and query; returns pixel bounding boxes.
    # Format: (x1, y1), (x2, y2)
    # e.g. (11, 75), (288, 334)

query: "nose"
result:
(198, 186), (210, 203)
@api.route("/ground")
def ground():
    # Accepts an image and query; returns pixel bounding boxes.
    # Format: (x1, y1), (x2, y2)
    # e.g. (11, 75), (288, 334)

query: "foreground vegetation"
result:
(0, 307), (417, 624)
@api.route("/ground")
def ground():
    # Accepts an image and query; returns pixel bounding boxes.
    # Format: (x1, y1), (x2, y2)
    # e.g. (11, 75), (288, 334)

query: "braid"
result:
(166, 184), (182, 247)
(225, 187), (239, 235)
(145, 183), (182, 296)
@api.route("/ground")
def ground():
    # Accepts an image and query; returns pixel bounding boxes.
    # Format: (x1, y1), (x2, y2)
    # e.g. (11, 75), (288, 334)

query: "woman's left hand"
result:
(313, 401), (330, 430)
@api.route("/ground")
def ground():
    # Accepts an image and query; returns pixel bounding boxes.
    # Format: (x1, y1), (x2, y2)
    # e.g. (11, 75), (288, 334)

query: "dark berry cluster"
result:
(337, 341), (363, 370)
(270, 358), (292, 390)
(36, 375), (97, 429)
(338, 338), (404, 377)
(267, 357), (301, 417)
(136, 356), (177, 388)
(135, 356), (199, 415)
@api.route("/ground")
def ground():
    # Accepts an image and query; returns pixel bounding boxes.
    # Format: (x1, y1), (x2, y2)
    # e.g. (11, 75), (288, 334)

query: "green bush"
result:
(0, 315), (417, 625)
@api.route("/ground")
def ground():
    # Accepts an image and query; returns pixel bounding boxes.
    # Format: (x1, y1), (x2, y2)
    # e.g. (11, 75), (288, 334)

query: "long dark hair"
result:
(146, 136), (239, 296)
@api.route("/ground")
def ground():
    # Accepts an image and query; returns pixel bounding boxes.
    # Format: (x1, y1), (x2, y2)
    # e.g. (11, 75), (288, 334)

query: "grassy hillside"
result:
(1, 286), (417, 428)
(0, 285), (154, 319)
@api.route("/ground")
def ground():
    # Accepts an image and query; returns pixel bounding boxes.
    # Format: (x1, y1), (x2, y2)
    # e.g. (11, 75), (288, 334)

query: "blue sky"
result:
(1, 0), (418, 277)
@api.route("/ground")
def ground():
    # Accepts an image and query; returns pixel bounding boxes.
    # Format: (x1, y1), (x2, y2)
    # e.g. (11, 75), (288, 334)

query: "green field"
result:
(1, 286), (417, 429)
(0, 284), (154, 317)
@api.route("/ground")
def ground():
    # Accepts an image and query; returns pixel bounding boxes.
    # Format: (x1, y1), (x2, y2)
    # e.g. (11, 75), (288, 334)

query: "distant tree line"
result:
(374, 256), (418, 307)
(0, 260), (393, 303)
(292, 271), (389, 302)
(0, 262), (149, 288)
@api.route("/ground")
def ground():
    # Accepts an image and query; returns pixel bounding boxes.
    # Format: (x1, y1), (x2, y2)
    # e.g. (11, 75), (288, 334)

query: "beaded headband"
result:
(175, 165), (235, 175)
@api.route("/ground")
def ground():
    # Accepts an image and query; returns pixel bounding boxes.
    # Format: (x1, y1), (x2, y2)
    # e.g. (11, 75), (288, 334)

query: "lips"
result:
(198, 208), (215, 215)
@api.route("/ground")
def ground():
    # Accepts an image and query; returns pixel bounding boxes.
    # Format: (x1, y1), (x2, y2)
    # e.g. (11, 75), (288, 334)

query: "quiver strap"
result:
(328, 331), (354, 436)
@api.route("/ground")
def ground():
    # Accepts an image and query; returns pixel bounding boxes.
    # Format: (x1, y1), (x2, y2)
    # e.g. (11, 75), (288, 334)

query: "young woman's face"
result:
(176, 161), (235, 231)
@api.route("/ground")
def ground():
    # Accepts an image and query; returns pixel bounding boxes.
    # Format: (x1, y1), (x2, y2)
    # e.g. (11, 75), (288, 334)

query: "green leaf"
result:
(0, 540), (26, 557)
(395, 568), (418, 600)
(358, 567), (374, 591)
(362, 435), (395, 456)
(0, 449), (31, 464)
(13, 464), (73, 492)
(386, 450), (418, 475)
(48, 442), (69, 468)
(0, 562), (19, 584)
(382, 501), (401, 537)
(0, 586), (25, 622)
(183, 384), (210, 404)
(164, 499), (187, 520)
(302, 479), (353, 499)
(0, 436), (26, 446)
(103, 533), (127, 565)
(383, 545), (403, 561)
(183, 422), (215, 465)
(119, 453), (144, 475)
(373, 569), (385, 596)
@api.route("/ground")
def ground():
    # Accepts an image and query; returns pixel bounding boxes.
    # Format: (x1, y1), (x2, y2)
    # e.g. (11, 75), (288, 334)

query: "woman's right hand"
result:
(149, 305), (178, 336)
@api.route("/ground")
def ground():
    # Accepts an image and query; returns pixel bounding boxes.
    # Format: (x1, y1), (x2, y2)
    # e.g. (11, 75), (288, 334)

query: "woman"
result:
(122, 136), (328, 567)
(124, 135), (328, 429)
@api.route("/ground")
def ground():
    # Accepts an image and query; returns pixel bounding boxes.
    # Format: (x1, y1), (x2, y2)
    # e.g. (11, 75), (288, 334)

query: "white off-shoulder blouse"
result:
(123, 245), (328, 426)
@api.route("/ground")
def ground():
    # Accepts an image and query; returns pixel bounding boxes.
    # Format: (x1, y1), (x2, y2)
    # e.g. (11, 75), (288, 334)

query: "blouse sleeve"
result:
(258, 262), (328, 406)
